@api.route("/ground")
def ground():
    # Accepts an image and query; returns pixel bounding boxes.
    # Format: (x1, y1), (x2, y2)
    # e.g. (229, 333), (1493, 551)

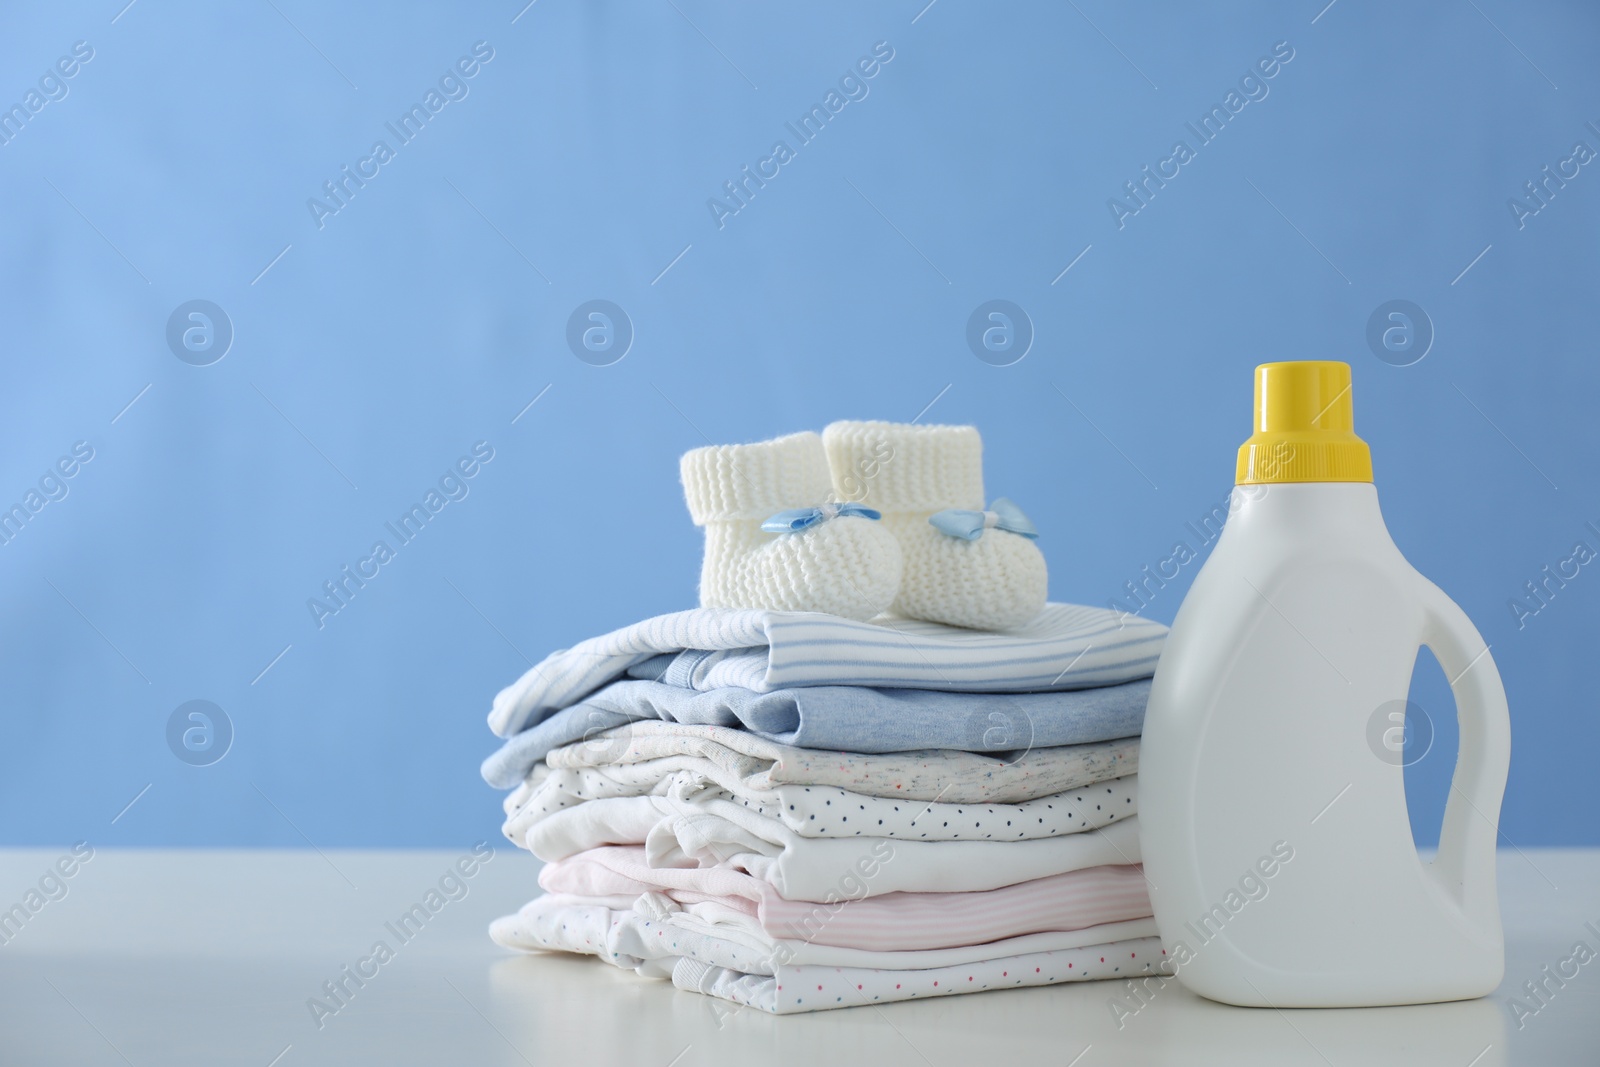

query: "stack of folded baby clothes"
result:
(483, 422), (1171, 1014)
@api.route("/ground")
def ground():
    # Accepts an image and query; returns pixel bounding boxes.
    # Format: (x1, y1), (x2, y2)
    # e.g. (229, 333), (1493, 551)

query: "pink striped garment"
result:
(538, 845), (1152, 952)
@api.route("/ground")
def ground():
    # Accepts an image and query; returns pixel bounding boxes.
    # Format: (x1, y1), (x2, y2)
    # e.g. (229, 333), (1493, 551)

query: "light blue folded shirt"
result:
(487, 603), (1167, 738)
(481, 678), (1151, 789)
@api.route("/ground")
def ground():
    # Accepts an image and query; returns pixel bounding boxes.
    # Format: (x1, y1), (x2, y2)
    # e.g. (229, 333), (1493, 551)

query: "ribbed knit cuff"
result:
(680, 431), (833, 524)
(672, 956), (715, 992)
(822, 421), (985, 512)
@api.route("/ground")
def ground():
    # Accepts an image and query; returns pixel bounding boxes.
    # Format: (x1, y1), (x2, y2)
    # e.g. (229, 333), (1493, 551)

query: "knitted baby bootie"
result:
(822, 420), (1047, 631)
(680, 431), (902, 621)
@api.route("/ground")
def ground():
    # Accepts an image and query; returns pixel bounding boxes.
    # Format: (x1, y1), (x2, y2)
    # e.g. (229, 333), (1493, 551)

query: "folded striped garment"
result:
(490, 894), (1165, 1014)
(507, 775), (1140, 855)
(539, 847), (1153, 952)
(480, 678), (1149, 788)
(493, 891), (1159, 973)
(488, 603), (1167, 738)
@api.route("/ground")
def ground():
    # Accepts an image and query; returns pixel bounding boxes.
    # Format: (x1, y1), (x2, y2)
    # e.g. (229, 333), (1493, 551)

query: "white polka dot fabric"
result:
(504, 771), (1138, 848)
(543, 720), (1141, 803)
(674, 940), (1168, 1015)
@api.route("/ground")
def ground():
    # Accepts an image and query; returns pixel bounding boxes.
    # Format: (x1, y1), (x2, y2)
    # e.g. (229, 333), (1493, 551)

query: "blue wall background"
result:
(1, 1), (1595, 848)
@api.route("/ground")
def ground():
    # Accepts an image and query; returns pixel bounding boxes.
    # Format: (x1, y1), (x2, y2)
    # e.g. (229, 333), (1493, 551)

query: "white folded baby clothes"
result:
(505, 772), (1139, 853)
(527, 814), (1141, 903)
(677, 818), (1145, 903)
(541, 720), (1140, 803)
(668, 939), (1168, 1014)
(823, 420), (1049, 631)
(680, 431), (902, 621)
(511, 779), (1138, 860)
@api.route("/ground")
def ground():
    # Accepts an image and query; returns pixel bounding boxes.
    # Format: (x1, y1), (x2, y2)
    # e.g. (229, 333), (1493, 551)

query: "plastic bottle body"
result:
(1138, 482), (1509, 1007)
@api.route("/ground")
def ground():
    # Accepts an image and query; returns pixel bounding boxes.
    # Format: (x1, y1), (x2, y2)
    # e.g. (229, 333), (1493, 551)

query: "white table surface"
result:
(2, 847), (1595, 1066)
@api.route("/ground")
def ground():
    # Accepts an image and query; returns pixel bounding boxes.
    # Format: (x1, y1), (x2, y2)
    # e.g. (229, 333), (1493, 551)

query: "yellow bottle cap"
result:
(1235, 361), (1373, 484)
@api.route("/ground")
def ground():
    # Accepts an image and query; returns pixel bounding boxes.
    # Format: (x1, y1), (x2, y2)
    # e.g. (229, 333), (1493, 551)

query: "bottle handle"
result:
(1416, 578), (1511, 929)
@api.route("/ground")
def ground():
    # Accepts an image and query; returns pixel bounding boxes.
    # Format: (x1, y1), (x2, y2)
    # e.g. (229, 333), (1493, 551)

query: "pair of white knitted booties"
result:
(679, 421), (1047, 631)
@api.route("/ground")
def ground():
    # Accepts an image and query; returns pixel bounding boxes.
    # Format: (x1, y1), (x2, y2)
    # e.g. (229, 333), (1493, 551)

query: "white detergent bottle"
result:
(1138, 361), (1511, 1007)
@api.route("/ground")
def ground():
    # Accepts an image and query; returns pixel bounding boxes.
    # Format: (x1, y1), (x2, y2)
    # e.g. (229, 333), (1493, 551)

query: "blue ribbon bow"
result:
(761, 502), (881, 534)
(928, 497), (1039, 541)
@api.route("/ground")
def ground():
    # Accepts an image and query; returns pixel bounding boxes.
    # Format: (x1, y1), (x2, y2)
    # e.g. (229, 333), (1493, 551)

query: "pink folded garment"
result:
(538, 845), (1152, 952)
